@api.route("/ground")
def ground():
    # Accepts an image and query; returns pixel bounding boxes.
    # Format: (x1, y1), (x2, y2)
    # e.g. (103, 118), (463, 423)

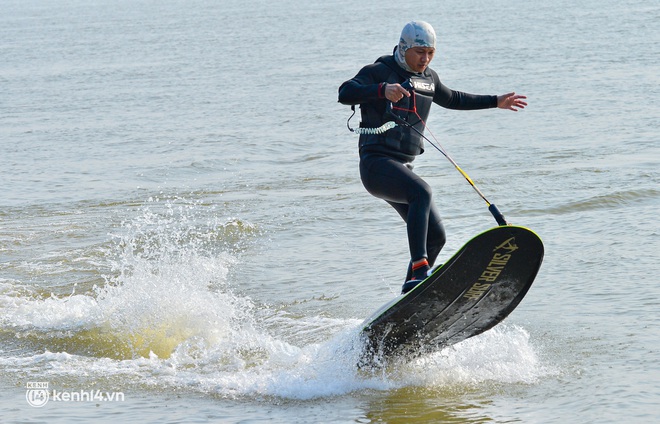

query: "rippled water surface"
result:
(1, 0), (658, 422)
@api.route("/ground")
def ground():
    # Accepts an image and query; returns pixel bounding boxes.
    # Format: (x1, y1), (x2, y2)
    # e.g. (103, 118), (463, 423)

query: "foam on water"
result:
(0, 199), (550, 400)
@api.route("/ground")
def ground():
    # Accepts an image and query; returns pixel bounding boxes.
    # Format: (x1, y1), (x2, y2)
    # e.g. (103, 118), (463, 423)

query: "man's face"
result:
(405, 47), (436, 73)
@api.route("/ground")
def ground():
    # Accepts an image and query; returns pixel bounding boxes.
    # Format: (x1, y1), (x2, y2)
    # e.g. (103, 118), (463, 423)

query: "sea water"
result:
(1, 0), (658, 422)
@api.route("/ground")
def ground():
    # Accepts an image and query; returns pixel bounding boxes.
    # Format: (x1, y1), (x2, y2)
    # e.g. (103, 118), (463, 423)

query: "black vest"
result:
(359, 56), (436, 158)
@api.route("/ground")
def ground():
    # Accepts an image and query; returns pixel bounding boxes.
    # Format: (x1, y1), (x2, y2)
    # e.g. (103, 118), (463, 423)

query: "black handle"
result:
(488, 204), (508, 226)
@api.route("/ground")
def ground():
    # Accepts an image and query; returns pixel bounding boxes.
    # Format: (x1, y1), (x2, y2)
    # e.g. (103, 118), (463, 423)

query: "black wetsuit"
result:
(338, 54), (497, 281)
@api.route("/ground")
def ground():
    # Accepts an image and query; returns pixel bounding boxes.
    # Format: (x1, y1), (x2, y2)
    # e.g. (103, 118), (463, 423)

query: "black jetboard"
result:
(360, 225), (544, 366)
